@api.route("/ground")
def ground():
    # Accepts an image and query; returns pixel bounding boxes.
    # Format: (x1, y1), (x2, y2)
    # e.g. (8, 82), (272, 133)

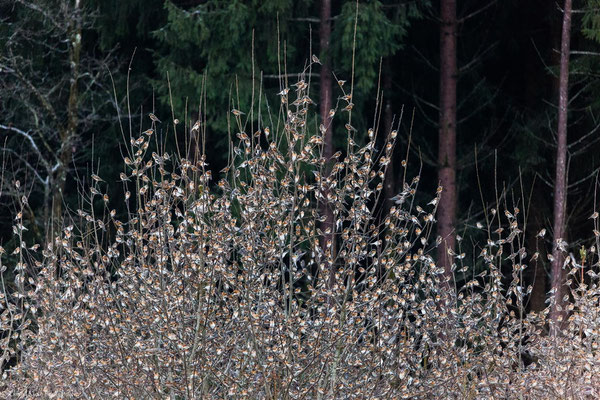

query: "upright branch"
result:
(550, 0), (573, 334)
(437, 0), (458, 283)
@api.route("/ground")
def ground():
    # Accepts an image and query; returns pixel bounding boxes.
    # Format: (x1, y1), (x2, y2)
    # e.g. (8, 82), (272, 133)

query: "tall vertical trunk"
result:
(51, 0), (82, 240)
(382, 58), (395, 218)
(437, 0), (458, 284)
(320, 0), (332, 162)
(550, 0), (572, 335)
(318, 0), (335, 287)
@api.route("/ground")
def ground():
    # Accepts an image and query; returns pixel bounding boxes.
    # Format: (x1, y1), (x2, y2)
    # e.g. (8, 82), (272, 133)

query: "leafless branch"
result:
(0, 124), (50, 170)
(457, 0), (497, 23)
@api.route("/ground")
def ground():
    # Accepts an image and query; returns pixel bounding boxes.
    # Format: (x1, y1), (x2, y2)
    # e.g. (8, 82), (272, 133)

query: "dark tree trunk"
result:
(437, 0), (458, 284)
(319, 0), (333, 163)
(318, 0), (335, 288)
(550, 0), (572, 335)
(51, 1), (82, 241)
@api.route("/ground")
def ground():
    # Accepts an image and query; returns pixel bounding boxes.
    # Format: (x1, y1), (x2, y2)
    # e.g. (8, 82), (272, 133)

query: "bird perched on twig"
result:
(191, 120), (201, 132)
(149, 113), (161, 123)
(390, 193), (407, 205)
(91, 174), (104, 182)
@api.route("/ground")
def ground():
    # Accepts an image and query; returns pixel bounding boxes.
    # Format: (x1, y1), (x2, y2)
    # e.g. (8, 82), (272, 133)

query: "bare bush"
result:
(1, 69), (600, 399)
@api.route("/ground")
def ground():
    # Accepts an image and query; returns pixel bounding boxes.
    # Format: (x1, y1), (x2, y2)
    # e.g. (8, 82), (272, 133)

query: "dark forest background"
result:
(2, 0), (600, 313)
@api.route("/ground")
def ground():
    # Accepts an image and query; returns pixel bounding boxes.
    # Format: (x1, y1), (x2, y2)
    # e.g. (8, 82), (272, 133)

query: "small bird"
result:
(390, 194), (406, 205)
(293, 80), (307, 90)
(119, 172), (130, 182)
(231, 109), (245, 117)
(537, 229), (546, 238)
(149, 113), (161, 123)
(191, 120), (201, 132)
(91, 174), (104, 182)
(312, 54), (321, 64)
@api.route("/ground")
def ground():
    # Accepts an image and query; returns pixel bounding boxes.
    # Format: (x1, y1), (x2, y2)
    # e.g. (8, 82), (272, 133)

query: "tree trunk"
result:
(51, 1), (82, 240)
(319, 0), (332, 163)
(318, 0), (335, 288)
(550, 0), (572, 335)
(437, 0), (458, 284)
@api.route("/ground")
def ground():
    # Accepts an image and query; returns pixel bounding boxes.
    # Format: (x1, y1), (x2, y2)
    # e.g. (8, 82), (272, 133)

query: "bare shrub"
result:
(1, 69), (600, 399)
